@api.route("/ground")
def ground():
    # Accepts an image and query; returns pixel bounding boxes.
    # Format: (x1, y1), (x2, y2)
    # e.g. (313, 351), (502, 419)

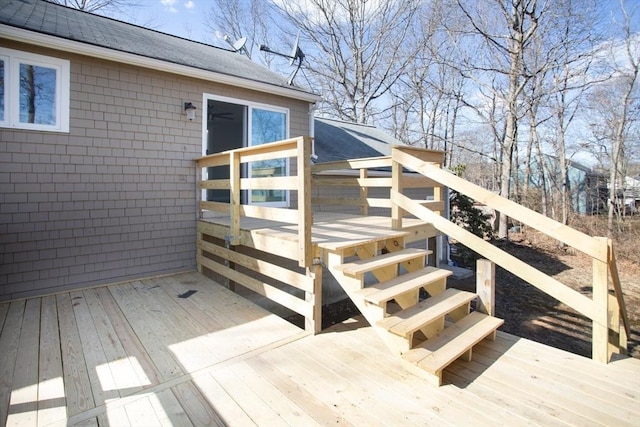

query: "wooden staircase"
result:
(326, 239), (503, 386)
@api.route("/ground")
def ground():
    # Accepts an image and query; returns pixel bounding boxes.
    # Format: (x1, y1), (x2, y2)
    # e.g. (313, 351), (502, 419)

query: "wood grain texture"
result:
(1, 273), (639, 427)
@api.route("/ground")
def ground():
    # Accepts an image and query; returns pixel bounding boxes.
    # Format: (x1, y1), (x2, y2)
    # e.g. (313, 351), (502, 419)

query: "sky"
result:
(112, 0), (215, 45)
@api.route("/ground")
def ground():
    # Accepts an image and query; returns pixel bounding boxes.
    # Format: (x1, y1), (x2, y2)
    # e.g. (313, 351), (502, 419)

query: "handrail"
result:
(391, 146), (630, 362)
(392, 191), (595, 319)
(392, 149), (608, 262)
(195, 136), (313, 267)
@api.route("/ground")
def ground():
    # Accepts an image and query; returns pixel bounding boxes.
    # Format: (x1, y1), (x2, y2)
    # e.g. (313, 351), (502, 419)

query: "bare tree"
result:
(203, 0), (276, 65)
(48, 0), (138, 14)
(527, 0), (601, 225)
(451, 0), (542, 238)
(587, 4), (639, 235)
(272, 0), (421, 124)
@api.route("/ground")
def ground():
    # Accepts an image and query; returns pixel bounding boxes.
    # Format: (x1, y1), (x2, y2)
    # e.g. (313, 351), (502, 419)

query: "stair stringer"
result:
(324, 241), (504, 387)
(325, 250), (413, 355)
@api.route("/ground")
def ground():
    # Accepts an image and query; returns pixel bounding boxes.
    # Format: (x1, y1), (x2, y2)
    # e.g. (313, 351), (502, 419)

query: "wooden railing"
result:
(310, 150), (445, 216)
(194, 139), (629, 353)
(390, 146), (630, 363)
(195, 136), (313, 267)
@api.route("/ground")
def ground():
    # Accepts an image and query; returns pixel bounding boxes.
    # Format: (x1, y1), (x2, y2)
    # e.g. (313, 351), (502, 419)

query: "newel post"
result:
(297, 137), (313, 268)
(592, 237), (610, 363)
(476, 259), (495, 317)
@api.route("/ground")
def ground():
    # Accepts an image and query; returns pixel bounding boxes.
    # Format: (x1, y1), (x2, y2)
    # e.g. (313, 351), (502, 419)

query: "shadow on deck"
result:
(1, 271), (638, 426)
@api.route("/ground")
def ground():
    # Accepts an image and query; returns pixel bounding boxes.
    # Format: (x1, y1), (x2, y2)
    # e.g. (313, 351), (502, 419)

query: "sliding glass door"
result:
(202, 94), (289, 207)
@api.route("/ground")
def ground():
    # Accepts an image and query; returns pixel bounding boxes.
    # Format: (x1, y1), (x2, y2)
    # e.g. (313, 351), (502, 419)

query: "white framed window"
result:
(0, 48), (70, 132)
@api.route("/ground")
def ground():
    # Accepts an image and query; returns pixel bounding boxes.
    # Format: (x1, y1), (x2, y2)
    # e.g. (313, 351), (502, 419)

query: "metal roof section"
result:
(0, 0), (321, 102)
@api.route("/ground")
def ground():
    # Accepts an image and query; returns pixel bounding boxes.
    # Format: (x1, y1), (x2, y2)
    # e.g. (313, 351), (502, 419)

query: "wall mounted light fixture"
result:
(184, 102), (197, 121)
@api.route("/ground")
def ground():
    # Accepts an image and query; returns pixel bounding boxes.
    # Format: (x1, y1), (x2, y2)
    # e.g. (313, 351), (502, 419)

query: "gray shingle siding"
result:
(0, 40), (311, 301)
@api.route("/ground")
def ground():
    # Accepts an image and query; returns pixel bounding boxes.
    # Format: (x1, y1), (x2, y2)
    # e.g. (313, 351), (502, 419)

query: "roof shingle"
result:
(0, 0), (315, 96)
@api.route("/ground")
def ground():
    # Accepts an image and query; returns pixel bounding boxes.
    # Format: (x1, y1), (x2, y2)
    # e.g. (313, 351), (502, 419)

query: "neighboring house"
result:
(0, 0), (320, 301)
(621, 176), (640, 213)
(526, 155), (607, 215)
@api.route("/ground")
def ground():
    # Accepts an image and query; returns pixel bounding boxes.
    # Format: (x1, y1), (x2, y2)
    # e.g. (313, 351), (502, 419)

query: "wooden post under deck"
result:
(306, 263), (322, 334)
(476, 259), (495, 317)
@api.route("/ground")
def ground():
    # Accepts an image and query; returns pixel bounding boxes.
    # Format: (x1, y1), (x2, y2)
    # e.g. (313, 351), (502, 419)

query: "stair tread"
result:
(334, 248), (430, 278)
(377, 288), (477, 337)
(402, 311), (504, 374)
(357, 267), (452, 306)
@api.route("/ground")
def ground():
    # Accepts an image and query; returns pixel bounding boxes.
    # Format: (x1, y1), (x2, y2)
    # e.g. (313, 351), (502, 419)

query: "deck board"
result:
(1, 271), (639, 426)
(37, 296), (66, 427)
(0, 301), (25, 426)
(8, 298), (40, 427)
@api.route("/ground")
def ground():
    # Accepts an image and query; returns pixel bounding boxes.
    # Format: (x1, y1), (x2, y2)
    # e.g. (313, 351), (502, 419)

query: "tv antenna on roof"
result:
(224, 35), (248, 56)
(259, 32), (305, 85)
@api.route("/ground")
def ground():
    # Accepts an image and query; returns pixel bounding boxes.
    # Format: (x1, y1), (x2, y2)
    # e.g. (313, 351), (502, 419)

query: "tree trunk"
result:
(498, 49), (521, 239)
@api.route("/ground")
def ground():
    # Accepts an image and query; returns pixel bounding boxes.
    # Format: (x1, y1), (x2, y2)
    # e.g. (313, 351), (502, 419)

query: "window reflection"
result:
(19, 63), (57, 125)
(251, 108), (287, 204)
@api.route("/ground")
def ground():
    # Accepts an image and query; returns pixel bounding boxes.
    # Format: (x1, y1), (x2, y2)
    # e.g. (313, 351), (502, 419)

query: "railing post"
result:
(297, 137), (313, 267)
(476, 259), (495, 317)
(592, 237), (610, 363)
(360, 168), (369, 216)
(229, 151), (241, 245)
(391, 148), (403, 230)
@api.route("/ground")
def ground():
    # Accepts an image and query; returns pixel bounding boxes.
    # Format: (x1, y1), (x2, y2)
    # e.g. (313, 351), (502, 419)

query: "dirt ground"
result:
(448, 231), (640, 360)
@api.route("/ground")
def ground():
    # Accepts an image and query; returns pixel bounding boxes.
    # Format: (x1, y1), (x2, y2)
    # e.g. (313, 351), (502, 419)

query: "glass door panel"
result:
(249, 108), (288, 205)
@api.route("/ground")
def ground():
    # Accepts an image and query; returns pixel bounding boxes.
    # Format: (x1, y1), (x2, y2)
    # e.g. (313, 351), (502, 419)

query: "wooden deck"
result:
(1, 271), (639, 426)
(199, 212), (436, 254)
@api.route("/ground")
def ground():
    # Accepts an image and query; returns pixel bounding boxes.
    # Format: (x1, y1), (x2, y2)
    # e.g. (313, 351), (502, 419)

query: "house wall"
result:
(0, 40), (311, 301)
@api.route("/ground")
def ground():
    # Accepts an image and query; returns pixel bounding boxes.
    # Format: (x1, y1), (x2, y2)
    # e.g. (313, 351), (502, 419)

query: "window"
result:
(0, 48), (70, 132)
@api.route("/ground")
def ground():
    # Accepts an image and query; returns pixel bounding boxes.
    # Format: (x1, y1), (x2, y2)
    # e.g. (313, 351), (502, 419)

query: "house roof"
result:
(313, 117), (404, 163)
(0, 0), (320, 102)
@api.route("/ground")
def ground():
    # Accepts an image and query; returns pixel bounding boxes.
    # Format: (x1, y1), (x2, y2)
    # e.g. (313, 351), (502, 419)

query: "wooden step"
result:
(377, 288), (477, 338)
(356, 267), (452, 306)
(402, 311), (503, 385)
(334, 248), (430, 279)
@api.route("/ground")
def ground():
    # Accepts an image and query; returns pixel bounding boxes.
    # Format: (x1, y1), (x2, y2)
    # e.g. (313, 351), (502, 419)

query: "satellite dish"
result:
(224, 35), (248, 55)
(289, 32), (302, 66)
(233, 37), (247, 52)
(259, 31), (305, 85)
